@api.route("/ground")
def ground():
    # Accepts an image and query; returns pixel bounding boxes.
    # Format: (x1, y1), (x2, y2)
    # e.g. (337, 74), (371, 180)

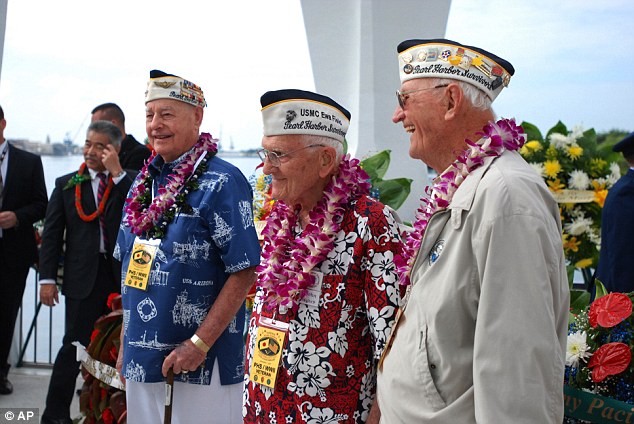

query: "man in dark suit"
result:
(38, 120), (135, 424)
(91, 102), (151, 171)
(595, 132), (634, 293)
(0, 105), (48, 395)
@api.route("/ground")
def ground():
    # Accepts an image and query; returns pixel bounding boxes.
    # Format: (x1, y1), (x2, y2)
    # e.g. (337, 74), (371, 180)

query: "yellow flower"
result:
(594, 189), (608, 207)
(562, 234), (580, 253)
(520, 140), (543, 156)
(544, 160), (562, 178)
(575, 258), (593, 269)
(526, 140), (542, 151)
(547, 179), (565, 192)
(566, 145), (583, 160)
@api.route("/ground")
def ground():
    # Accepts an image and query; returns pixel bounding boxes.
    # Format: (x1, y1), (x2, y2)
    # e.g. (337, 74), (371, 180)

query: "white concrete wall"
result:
(300, 0), (451, 222)
(0, 0), (7, 85)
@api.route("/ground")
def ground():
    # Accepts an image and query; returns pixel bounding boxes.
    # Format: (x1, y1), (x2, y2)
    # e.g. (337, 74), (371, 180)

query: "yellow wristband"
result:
(190, 334), (210, 353)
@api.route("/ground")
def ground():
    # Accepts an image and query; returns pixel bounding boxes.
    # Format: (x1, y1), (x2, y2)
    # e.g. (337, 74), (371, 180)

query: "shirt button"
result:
(430, 364), (436, 369)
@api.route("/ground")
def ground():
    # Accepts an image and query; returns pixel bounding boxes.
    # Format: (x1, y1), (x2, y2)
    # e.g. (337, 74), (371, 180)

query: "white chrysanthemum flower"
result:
(529, 162), (545, 178)
(570, 125), (585, 140)
(568, 170), (591, 190)
(566, 331), (592, 367)
(607, 162), (622, 186)
(569, 207), (586, 219)
(549, 133), (571, 149)
(564, 216), (593, 236)
(588, 229), (601, 247)
(595, 177), (609, 187)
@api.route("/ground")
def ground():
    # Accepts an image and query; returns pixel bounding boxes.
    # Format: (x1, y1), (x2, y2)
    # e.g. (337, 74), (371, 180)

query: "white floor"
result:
(0, 366), (82, 421)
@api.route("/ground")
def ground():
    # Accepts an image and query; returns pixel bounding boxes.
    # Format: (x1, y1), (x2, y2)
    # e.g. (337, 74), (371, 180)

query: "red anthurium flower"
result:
(106, 293), (118, 310)
(101, 407), (115, 424)
(589, 292), (633, 328)
(588, 342), (631, 382)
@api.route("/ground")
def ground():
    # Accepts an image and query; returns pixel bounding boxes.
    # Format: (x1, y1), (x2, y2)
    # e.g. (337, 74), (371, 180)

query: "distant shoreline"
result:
(7, 139), (258, 158)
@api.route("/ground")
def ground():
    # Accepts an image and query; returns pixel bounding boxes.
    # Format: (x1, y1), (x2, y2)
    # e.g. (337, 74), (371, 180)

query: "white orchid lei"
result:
(257, 154), (371, 311)
(124, 133), (218, 239)
(395, 118), (526, 287)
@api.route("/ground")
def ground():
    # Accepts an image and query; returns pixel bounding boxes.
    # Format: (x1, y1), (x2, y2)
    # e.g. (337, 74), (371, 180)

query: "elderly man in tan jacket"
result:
(374, 38), (569, 423)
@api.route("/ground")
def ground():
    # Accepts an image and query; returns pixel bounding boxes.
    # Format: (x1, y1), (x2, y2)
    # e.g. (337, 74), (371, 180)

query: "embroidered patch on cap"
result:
(397, 38), (514, 101)
(260, 89), (350, 143)
(145, 69), (206, 108)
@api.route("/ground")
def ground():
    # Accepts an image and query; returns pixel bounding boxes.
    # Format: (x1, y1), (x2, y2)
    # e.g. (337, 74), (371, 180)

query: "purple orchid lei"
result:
(124, 133), (218, 239)
(257, 154), (372, 311)
(394, 118), (526, 287)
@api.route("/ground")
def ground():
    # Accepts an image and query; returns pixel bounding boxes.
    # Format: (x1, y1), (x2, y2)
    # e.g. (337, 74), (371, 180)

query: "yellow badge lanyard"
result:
(124, 237), (160, 291)
(250, 315), (289, 389)
(123, 150), (209, 291)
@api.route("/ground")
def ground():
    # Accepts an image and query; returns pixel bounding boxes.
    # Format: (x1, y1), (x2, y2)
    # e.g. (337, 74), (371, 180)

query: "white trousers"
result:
(126, 361), (242, 424)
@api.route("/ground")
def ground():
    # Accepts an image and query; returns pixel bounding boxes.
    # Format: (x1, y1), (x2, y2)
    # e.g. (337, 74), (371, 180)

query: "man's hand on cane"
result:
(161, 337), (207, 377)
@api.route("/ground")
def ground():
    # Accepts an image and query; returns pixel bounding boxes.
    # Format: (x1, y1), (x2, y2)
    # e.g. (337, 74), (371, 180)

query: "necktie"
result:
(0, 168), (4, 210)
(0, 146), (6, 209)
(97, 172), (109, 251)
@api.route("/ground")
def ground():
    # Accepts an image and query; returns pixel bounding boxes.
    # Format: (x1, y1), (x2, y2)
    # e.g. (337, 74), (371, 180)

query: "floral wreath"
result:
(394, 118), (526, 287)
(257, 154), (371, 311)
(565, 288), (634, 411)
(124, 133), (218, 239)
(64, 162), (114, 222)
(518, 122), (622, 271)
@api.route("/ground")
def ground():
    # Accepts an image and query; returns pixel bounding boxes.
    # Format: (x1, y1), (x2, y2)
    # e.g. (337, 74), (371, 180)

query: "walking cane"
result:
(165, 367), (174, 424)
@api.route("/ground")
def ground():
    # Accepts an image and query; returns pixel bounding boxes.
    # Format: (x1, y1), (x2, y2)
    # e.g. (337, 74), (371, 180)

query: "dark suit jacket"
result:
(0, 144), (48, 268)
(595, 168), (634, 293)
(38, 167), (135, 300)
(118, 134), (151, 172)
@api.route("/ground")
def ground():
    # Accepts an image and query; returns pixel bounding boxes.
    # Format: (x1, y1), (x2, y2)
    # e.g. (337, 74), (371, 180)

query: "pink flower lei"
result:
(394, 118), (526, 287)
(124, 133), (218, 239)
(257, 154), (371, 311)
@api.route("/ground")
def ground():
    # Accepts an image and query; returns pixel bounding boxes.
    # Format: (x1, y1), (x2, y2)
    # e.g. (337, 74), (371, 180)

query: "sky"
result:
(1, 0), (632, 151)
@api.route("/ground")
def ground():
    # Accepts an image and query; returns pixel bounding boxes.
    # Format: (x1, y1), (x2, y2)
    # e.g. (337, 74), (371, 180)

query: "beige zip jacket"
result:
(378, 150), (569, 423)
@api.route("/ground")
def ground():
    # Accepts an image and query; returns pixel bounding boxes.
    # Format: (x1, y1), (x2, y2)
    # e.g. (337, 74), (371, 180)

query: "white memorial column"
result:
(300, 0), (451, 221)
(0, 0), (7, 85)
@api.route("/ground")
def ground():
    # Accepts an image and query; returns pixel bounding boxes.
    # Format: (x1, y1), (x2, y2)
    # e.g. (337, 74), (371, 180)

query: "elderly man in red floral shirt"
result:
(243, 89), (402, 424)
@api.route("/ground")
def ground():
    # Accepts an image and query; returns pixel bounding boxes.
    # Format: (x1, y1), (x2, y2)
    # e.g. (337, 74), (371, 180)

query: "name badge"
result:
(250, 316), (289, 389)
(123, 237), (160, 291)
(299, 271), (323, 308)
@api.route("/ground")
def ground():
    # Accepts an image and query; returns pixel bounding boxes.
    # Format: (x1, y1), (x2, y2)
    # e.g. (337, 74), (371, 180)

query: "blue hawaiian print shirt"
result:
(115, 152), (261, 385)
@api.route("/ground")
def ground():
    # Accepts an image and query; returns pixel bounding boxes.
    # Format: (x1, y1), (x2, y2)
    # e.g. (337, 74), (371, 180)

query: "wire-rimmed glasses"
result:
(396, 84), (448, 109)
(257, 144), (324, 167)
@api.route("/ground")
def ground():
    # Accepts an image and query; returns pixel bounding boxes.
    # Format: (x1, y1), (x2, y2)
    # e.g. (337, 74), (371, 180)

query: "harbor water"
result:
(14, 153), (261, 366)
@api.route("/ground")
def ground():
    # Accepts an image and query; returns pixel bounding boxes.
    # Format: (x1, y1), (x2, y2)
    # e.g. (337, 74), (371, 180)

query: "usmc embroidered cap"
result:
(260, 89), (350, 143)
(145, 69), (206, 108)
(397, 38), (514, 101)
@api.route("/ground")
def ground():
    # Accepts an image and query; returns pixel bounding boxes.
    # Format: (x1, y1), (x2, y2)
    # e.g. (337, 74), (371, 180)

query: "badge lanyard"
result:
(124, 237), (160, 291)
(124, 151), (207, 291)
(249, 315), (289, 389)
(151, 151), (207, 200)
(249, 271), (324, 389)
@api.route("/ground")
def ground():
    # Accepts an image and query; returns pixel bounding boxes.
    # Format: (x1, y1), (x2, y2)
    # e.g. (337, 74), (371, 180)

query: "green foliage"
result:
(360, 150), (412, 210)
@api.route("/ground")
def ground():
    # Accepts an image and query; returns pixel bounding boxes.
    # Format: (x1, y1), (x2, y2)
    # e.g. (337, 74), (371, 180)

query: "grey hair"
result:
(433, 77), (492, 111)
(304, 135), (344, 162)
(87, 120), (123, 148)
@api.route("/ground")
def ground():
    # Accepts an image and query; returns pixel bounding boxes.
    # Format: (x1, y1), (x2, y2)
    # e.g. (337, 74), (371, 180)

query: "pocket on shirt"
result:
(413, 325), (446, 409)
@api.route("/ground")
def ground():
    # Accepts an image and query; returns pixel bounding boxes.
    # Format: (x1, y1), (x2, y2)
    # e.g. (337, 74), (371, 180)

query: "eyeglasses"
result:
(396, 84), (449, 109)
(257, 144), (324, 167)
